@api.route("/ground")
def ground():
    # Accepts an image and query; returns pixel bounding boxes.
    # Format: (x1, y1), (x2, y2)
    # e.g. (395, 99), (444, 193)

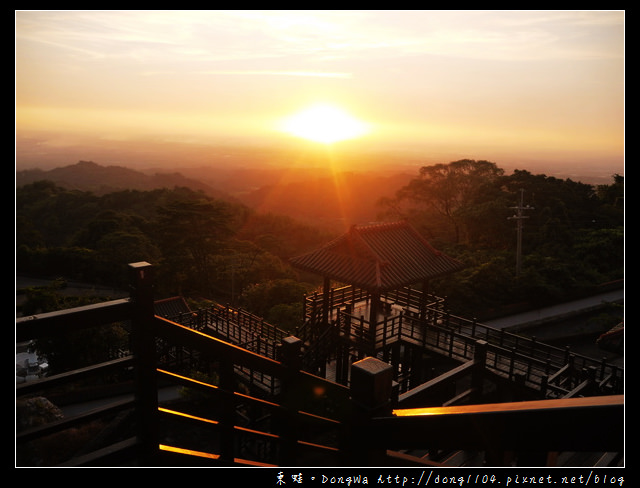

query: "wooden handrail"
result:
(394, 394), (624, 416)
(16, 299), (132, 342)
(381, 395), (624, 453)
(16, 355), (134, 396)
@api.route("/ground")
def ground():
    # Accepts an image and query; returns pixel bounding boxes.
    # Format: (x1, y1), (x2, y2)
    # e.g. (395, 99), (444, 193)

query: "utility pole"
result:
(508, 189), (534, 277)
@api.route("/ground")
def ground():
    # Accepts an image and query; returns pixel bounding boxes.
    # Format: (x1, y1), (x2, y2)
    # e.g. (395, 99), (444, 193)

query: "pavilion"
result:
(290, 221), (465, 353)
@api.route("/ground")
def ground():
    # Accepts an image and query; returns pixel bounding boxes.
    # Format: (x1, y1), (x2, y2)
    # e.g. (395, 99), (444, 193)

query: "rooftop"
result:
(290, 220), (464, 292)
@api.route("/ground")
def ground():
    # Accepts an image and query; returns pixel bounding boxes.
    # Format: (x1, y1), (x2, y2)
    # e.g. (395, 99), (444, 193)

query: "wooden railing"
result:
(16, 276), (141, 466)
(303, 285), (445, 324)
(300, 284), (622, 397)
(331, 304), (623, 396)
(16, 262), (624, 467)
(303, 285), (368, 323)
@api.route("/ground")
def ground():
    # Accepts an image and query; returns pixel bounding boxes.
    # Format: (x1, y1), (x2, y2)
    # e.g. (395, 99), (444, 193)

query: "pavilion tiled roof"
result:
(290, 221), (464, 292)
(154, 296), (192, 319)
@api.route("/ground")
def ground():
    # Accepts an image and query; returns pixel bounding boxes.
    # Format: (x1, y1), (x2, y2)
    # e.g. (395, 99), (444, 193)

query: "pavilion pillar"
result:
(420, 279), (430, 320)
(368, 292), (380, 356)
(322, 276), (331, 328)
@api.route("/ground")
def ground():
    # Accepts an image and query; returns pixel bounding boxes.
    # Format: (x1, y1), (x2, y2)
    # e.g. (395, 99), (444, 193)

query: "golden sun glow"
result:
(277, 103), (370, 144)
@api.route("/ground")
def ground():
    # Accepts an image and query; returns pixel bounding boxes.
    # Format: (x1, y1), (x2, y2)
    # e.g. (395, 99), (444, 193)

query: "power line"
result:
(508, 188), (534, 277)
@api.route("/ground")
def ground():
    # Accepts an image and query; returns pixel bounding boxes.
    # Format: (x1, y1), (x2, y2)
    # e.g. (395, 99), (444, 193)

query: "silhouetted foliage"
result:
(16, 182), (328, 302)
(382, 161), (624, 316)
(382, 159), (505, 243)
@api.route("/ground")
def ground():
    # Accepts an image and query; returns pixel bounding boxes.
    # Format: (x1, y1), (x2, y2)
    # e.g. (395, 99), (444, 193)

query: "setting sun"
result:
(277, 103), (370, 144)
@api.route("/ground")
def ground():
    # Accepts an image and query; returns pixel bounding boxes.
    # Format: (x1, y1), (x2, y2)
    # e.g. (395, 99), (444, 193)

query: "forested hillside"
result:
(16, 159), (624, 325)
(16, 160), (414, 231)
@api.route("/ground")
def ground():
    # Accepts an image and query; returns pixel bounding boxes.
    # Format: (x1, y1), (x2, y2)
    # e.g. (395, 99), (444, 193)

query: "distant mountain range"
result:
(15, 160), (414, 231)
(15, 160), (232, 200)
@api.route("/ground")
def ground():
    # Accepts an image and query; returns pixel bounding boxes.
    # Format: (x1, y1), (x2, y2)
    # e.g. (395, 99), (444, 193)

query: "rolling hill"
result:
(15, 160), (413, 231)
(15, 160), (231, 200)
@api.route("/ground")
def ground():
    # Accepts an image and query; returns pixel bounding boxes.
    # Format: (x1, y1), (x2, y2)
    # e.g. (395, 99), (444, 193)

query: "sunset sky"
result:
(15, 10), (624, 177)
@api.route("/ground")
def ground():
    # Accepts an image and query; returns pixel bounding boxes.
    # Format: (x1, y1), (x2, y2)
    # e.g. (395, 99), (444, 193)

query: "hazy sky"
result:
(15, 10), (624, 175)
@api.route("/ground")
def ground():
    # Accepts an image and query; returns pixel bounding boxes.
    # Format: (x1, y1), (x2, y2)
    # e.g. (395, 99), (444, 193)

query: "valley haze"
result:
(15, 132), (621, 187)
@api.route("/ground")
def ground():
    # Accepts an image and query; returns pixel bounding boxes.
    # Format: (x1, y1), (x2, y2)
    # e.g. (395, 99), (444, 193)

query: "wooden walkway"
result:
(169, 294), (623, 401)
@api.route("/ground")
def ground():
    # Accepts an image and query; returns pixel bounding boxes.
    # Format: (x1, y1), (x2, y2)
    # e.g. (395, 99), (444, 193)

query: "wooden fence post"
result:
(349, 357), (394, 465)
(279, 336), (303, 465)
(128, 261), (159, 465)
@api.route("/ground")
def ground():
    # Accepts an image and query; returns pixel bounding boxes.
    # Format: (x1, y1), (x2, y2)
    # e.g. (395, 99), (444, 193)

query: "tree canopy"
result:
(16, 184), (331, 307)
(378, 161), (623, 316)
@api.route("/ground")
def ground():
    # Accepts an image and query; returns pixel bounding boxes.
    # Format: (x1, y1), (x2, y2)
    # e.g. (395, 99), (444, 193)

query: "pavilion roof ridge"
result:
(290, 220), (464, 292)
(349, 220), (443, 259)
(348, 223), (389, 265)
